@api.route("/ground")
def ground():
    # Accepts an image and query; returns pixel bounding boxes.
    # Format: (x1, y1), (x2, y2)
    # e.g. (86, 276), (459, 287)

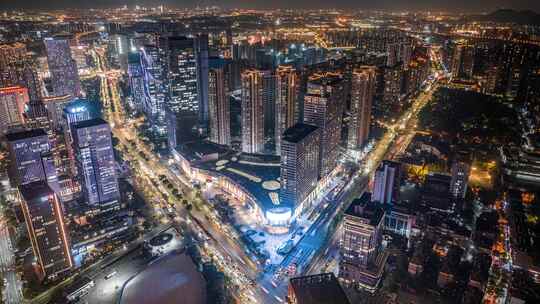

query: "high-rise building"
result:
(382, 65), (403, 115)
(303, 72), (344, 179)
(241, 69), (266, 154)
(127, 52), (145, 111)
(280, 123), (320, 214)
(208, 58), (230, 146)
(71, 118), (120, 206)
(140, 45), (167, 134)
(195, 34), (209, 129)
(451, 42), (474, 79)
(44, 36), (81, 97)
(386, 43), (400, 67)
(42, 95), (75, 131)
(372, 160), (401, 204)
(450, 159), (470, 199)
(339, 193), (387, 293)
(0, 86), (28, 134)
(0, 43), (27, 87)
(401, 43), (413, 67)
(6, 129), (59, 192)
(19, 181), (72, 281)
(287, 273), (351, 304)
(159, 37), (199, 114)
(275, 65), (299, 153)
(348, 66), (376, 150)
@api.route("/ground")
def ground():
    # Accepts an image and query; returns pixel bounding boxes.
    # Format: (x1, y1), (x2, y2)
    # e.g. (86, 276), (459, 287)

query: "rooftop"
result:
(289, 273), (350, 304)
(19, 180), (54, 202)
(72, 118), (109, 130)
(6, 128), (47, 142)
(282, 123), (319, 144)
(176, 141), (285, 212)
(345, 192), (384, 226)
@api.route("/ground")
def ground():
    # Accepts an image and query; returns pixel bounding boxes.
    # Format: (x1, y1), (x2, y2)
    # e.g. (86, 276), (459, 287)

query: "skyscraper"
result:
(275, 65), (299, 153)
(140, 45), (167, 135)
(451, 42), (474, 79)
(208, 58), (230, 146)
(348, 66), (376, 150)
(44, 36), (81, 97)
(71, 118), (120, 206)
(159, 37), (199, 115)
(303, 72), (344, 179)
(19, 181), (72, 281)
(450, 159), (470, 199)
(372, 160), (401, 204)
(280, 123), (320, 214)
(6, 129), (59, 192)
(195, 34), (209, 129)
(339, 193), (387, 293)
(0, 43), (27, 87)
(127, 52), (145, 112)
(382, 64), (403, 115)
(0, 86), (28, 134)
(241, 69), (266, 154)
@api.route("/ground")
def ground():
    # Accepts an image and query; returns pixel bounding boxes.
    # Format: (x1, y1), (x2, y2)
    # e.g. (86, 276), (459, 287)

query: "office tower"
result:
(263, 71), (276, 144)
(159, 37), (198, 115)
(71, 118), (120, 206)
(44, 36), (81, 97)
(280, 123), (321, 213)
(42, 95), (75, 131)
(382, 65), (403, 113)
(348, 66), (376, 150)
(303, 72), (344, 179)
(372, 160), (401, 204)
(241, 69), (266, 154)
(386, 43), (399, 67)
(127, 52), (145, 111)
(108, 34), (129, 70)
(0, 43), (27, 87)
(19, 181), (72, 281)
(22, 63), (44, 102)
(287, 273), (351, 304)
(401, 43), (412, 67)
(275, 65), (299, 153)
(208, 58), (230, 146)
(7, 129), (59, 192)
(451, 42), (474, 79)
(140, 45), (166, 134)
(195, 34), (209, 129)
(0, 86), (28, 134)
(339, 193), (387, 293)
(450, 159), (470, 199)
(62, 99), (96, 129)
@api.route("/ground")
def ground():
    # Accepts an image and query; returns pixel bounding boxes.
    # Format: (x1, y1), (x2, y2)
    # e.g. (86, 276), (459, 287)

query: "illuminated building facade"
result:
(71, 118), (120, 206)
(44, 36), (81, 97)
(372, 160), (401, 204)
(280, 123), (320, 215)
(19, 181), (73, 281)
(6, 129), (59, 192)
(241, 69), (266, 154)
(208, 58), (230, 146)
(0, 86), (28, 134)
(303, 72), (344, 179)
(339, 193), (387, 293)
(348, 66), (376, 150)
(275, 65), (299, 153)
(140, 45), (167, 135)
(450, 159), (470, 199)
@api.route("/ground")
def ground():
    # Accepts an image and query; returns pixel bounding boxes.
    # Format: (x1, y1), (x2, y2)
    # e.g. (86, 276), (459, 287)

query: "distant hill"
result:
(469, 9), (540, 25)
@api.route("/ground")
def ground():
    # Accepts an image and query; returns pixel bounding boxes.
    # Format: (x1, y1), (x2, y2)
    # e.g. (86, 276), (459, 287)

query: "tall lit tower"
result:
(275, 65), (298, 153)
(241, 69), (266, 154)
(208, 58), (230, 146)
(303, 72), (344, 179)
(71, 118), (120, 206)
(19, 181), (72, 281)
(44, 35), (81, 97)
(0, 86), (28, 134)
(348, 66), (376, 149)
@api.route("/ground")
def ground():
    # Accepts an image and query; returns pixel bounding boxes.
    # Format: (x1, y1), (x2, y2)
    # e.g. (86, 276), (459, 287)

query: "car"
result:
(105, 271), (117, 280)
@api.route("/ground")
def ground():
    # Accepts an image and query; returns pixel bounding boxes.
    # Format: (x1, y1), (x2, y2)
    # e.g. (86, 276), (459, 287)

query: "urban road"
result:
(92, 45), (444, 303)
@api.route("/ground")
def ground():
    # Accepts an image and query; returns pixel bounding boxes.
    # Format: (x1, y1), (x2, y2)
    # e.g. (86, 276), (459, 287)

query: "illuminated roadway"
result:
(0, 217), (23, 304)
(96, 41), (445, 303)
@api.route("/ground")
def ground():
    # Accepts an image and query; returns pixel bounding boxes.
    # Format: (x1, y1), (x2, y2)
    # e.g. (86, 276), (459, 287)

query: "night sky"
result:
(0, 0), (538, 13)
